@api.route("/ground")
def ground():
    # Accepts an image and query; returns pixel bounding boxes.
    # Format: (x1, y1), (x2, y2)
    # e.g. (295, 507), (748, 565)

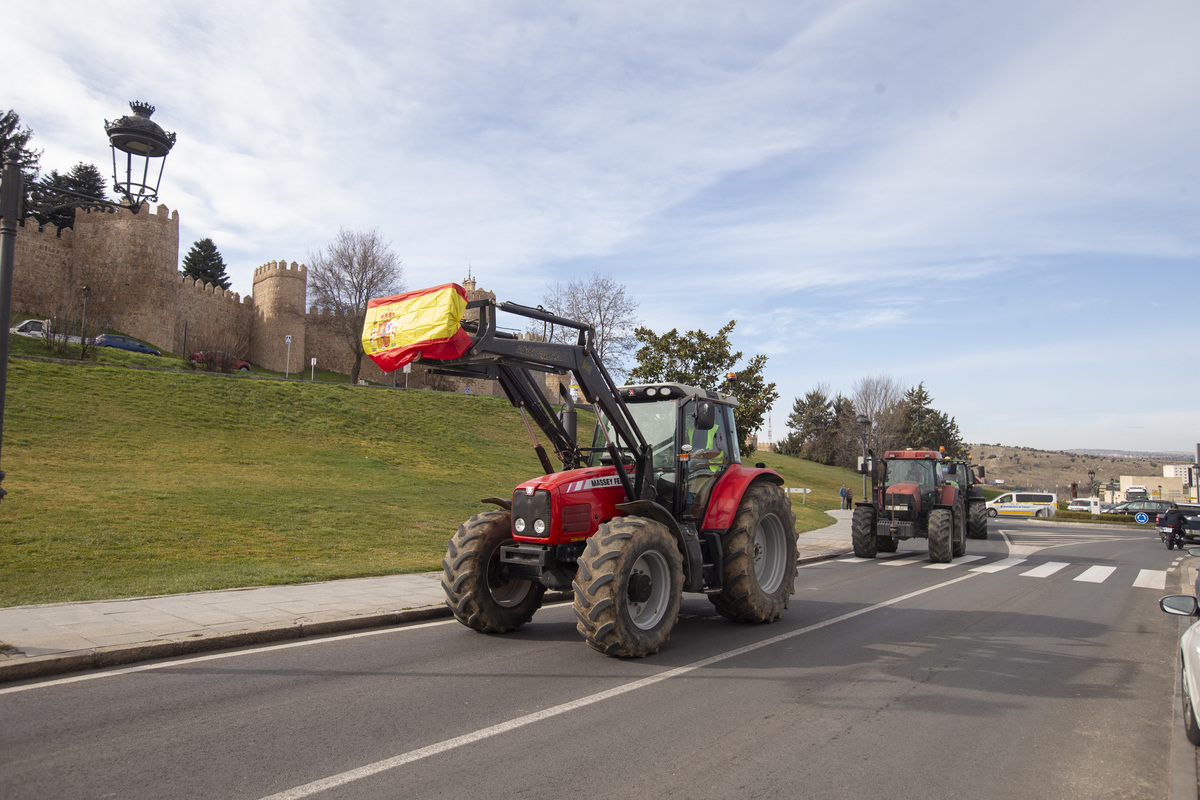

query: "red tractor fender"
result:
(701, 464), (786, 530)
(937, 484), (958, 508)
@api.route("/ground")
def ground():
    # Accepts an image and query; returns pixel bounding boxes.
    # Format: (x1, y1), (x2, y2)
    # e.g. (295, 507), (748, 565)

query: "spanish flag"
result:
(362, 283), (472, 372)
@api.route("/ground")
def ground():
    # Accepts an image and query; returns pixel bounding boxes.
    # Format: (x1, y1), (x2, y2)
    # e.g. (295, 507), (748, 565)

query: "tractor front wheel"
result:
(709, 482), (798, 623)
(573, 517), (683, 657)
(442, 510), (546, 633)
(952, 506), (967, 558)
(852, 506), (878, 558)
(928, 508), (953, 563)
(968, 502), (988, 539)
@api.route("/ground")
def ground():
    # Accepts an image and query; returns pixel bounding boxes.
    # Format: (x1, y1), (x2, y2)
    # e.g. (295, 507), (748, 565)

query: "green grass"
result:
(0, 358), (545, 606)
(0, 356), (854, 607)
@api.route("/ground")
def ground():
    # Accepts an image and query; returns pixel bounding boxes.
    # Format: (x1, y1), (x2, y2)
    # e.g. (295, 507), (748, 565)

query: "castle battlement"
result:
(178, 274), (251, 305)
(253, 260), (307, 281)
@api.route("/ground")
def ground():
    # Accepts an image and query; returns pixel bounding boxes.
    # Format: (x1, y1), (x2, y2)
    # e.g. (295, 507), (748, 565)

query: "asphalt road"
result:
(1, 520), (1188, 800)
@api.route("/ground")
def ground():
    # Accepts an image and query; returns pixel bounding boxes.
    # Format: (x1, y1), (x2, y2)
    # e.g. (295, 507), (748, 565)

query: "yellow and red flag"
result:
(362, 283), (472, 372)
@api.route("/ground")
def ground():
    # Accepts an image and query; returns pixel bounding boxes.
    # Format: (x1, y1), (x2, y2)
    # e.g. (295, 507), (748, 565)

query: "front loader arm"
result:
(422, 298), (653, 502)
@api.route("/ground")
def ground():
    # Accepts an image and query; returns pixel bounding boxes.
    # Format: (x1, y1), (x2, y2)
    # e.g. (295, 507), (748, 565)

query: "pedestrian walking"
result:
(839, 485), (849, 510)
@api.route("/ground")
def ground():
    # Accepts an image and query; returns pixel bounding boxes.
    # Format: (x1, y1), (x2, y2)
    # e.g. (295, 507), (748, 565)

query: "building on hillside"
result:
(7, 206), (560, 399)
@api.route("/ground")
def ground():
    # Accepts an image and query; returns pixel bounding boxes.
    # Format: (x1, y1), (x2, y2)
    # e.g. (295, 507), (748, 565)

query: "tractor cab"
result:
(588, 383), (740, 522)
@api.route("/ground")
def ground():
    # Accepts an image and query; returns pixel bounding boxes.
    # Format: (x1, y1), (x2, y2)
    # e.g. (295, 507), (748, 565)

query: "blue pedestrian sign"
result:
(1135, 512), (1149, 524)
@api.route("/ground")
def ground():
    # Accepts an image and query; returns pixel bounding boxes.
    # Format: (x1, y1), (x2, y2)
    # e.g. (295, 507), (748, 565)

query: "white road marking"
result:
(1133, 569), (1167, 590)
(0, 618), (461, 696)
(1020, 562), (1070, 578)
(253, 573), (982, 800)
(970, 557), (1027, 574)
(879, 556), (923, 566)
(836, 557), (873, 563)
(925, 555), (986, 570)
(1074, 566), (1117, 583)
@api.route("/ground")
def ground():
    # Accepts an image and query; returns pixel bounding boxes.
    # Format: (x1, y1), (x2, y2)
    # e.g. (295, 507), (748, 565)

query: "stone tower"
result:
(250, 261), (307, 373)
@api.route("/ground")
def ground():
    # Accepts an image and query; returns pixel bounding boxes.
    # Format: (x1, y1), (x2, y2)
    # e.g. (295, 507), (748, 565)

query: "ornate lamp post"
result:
(1087, 469), (1095, 498)
(856, 413), (871, 503)
(0, 102), (175, 500)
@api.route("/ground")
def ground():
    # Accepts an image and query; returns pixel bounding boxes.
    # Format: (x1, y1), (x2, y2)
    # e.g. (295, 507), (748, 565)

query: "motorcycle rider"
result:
(1162, 502), (1187, 550)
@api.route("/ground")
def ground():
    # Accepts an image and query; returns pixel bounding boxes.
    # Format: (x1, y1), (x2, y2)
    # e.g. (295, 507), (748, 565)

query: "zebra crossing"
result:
(835, 553), (1167, 589)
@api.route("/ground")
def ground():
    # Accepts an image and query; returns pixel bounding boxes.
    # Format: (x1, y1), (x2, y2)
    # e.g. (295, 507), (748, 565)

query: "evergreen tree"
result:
(0, 109), (43, 209)
(897, 382), (966, 456)
(39, 162), (108, 231)
(181, 238), (232, 289)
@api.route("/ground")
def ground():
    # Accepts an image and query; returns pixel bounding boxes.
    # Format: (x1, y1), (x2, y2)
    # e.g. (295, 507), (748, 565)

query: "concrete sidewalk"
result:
(0, 511), (853, 684)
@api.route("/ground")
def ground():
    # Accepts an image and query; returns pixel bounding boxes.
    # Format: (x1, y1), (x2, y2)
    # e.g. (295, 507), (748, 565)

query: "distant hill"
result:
(1063, 448), (1193, 460)
(969, 444), (1190, 496)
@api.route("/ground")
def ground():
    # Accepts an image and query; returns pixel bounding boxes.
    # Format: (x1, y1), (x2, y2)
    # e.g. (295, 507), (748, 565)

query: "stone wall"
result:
(7, 206), (568, 403)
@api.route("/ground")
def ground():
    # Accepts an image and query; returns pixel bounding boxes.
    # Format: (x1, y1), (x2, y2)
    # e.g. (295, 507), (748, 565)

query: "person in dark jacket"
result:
(1162, 503), (1187, 550)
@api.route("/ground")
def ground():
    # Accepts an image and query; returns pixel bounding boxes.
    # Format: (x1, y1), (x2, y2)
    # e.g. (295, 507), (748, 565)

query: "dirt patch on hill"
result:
(968, 444), (1188, 498)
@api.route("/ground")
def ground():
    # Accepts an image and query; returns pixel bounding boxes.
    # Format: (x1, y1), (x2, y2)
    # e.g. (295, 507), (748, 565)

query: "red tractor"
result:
(384, 291), (799, 657)
(852, 449), (967, 562)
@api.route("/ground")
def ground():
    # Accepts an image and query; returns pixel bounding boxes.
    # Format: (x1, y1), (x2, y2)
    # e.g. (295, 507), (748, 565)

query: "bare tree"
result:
(307, 228), (405, 383)
(851, 374), (906, 454)
(532, 271), (639, 376)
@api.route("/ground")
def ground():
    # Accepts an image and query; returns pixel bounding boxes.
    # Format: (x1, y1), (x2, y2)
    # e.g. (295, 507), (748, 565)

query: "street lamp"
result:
(856, 413), (871, 503)
(0, 101), (175, 501)
(1087, 469), (1095, 498)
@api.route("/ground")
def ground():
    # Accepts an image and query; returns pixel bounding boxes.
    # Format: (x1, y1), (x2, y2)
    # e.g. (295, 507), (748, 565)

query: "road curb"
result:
(0, 606), (450, 685)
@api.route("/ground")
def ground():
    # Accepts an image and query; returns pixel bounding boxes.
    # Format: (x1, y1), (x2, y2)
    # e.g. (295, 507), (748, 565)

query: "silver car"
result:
(1160, 588), (1200, 745)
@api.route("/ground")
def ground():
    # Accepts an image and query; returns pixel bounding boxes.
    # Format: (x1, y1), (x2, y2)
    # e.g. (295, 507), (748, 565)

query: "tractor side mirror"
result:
(948, 463), (958, 475)
(857, 456), (873, 475)
(695, 401), (716, 431)
(977, 466), (986, 478)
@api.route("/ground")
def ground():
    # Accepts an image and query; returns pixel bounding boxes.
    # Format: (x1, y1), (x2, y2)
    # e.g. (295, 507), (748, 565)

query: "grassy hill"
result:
(0, 358), (852, 607)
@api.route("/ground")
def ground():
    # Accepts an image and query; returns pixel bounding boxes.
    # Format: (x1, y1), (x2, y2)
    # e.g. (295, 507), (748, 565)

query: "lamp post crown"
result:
(105, 101), (176, 158)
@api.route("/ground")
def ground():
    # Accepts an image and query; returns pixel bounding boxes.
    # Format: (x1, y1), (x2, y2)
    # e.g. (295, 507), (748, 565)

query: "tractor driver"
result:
(686, 408), (728, 519)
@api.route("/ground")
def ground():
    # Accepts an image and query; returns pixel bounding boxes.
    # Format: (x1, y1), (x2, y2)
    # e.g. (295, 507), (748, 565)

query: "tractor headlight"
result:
(514, 518), (526, 533)
(533, 519), (546, 534)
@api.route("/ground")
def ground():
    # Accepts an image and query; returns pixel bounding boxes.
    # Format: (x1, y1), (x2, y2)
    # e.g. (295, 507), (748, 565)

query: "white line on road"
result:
(971, 557), (1027, 574)
(1020, 562), (1070, 579)
(1133, 569), (1167, 590)
(879, 556), (923, 566)
(925, 555), (986, 570)
(254, 573), (982, 800)
(0, 618), (461, 696)
(1074, 566), (1117, 583)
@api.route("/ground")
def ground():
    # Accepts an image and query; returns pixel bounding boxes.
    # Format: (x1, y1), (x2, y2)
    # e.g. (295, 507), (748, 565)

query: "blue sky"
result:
(5, 1), (1198, 453)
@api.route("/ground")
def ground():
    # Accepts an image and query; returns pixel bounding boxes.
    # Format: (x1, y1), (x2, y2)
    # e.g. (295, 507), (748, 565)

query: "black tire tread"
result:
(441, 510), (545, 633)
(709, 482), (798, 623)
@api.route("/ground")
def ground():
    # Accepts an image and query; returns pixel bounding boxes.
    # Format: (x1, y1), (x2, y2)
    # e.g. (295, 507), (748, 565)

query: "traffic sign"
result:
(1135, 512), (1149, 524)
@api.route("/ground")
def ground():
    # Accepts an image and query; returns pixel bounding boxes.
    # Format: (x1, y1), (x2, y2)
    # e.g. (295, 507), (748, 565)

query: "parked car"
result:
(1159, 589), (1200, 745)
(1103, 499), (1172, 521)
(90, 333), (161, 356)
(190, 351), (250, 372)
(1156, 504), (1200, 543)
(1067, 497), (1101, 513)
(10, 318), (50, 337)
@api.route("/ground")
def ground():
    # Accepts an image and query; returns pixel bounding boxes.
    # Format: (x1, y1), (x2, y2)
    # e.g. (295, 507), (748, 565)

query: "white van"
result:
(985, 491), (1058, 518)
(1067, 497), (1101, 514)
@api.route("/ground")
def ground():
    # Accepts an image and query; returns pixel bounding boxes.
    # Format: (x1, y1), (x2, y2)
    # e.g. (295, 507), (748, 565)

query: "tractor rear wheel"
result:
(852, 506), (878, 558)
(928, 508), (953, 563)
(709, 482), (798, 623)
(968, 502), (988, 539)
(442, 510), (546, 633)
(573, 516), (683, 657)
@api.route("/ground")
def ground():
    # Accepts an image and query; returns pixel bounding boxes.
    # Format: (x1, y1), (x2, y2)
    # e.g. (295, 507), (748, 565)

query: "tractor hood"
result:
(884, 482), (923, 515)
